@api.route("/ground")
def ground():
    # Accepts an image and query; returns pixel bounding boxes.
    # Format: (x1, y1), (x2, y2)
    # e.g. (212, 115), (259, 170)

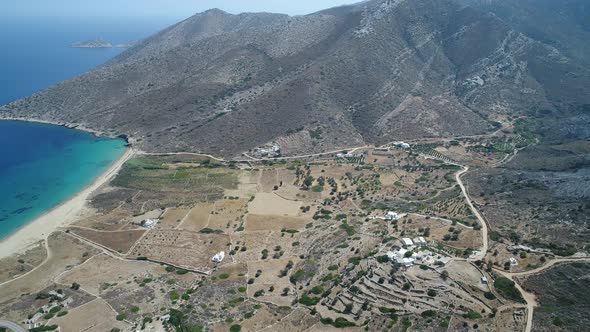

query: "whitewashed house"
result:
(212, 251), (225, 263)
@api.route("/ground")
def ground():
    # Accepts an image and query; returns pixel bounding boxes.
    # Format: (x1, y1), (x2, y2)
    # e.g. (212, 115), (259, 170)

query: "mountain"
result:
(457, 0), (590, 66)
(2, 0), (589, 157)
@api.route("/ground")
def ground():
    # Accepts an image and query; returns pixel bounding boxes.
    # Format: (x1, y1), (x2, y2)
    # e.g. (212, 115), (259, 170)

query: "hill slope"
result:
(1, 0), (589, 157)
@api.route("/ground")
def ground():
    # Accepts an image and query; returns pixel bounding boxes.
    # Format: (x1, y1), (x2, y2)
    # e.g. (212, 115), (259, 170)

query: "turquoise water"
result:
(0, 17), (175, 240)
(0, 121), (126, 239)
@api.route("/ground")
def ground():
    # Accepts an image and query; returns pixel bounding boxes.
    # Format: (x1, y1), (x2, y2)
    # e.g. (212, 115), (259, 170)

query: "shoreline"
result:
(0, 147), (134, 259)
(0, 116), (121, 140)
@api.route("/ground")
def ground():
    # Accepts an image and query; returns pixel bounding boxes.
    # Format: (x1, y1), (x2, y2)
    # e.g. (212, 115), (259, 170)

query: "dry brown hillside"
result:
(1, 0), (589, 157)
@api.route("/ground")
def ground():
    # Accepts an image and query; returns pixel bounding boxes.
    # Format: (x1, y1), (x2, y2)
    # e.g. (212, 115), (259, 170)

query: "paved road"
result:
(0, 320), (26, 332)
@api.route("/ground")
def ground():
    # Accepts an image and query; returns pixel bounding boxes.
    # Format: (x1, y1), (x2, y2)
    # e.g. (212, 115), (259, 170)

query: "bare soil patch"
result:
(260, 169), (279, 192)
(245, 214), (308, 231)
(249, 193), (302, 216)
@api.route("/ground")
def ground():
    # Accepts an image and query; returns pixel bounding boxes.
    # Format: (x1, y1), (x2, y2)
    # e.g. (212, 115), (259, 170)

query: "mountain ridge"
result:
(1, 0), (589, 157)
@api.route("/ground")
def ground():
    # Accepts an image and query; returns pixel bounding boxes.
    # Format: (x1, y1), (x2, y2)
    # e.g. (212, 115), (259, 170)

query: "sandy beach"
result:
(0, 148), (134, 259)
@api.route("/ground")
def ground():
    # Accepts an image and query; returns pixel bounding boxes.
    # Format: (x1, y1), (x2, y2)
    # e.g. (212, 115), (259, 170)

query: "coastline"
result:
(0, 116), (112, 139)
(0, 147), (134, 259)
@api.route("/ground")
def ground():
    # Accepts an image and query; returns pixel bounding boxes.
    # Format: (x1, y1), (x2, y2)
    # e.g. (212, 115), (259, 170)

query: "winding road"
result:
(0, 320), (26, 332)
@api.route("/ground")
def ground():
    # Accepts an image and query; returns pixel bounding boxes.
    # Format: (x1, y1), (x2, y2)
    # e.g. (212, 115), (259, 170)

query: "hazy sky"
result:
(3, 0), (356, 19)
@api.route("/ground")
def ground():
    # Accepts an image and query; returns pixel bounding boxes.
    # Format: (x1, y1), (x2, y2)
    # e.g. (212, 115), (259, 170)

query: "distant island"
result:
(71, 38), (136, 48)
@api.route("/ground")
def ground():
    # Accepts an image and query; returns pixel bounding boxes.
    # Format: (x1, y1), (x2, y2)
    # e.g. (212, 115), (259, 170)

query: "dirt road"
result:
(455, 166), (488, 261)
(495, 257), (590, 332)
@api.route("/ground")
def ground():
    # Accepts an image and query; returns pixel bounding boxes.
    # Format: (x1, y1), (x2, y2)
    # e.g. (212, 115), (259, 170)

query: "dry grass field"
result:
(207, 199), (248, 231)
(249, 193), (302, 216)
(128, 229), (229, 271)
(178, 203), (214, 231)
(0, 232), (98, 301)
(224, 170), (258, 198)
(160, 207), (191, 228)
(49, 298), (127, 332)
(0, 242), (46, 283)
(57, 254), (161, 295)
(70, 228), (146, 254)
(73, 208), (135, 231)
(244, 214), (308, 232)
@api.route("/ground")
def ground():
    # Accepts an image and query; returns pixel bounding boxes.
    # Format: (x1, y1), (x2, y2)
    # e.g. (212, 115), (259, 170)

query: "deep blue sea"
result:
(0, 16), (176, 239)
(0, 16), (177, 104)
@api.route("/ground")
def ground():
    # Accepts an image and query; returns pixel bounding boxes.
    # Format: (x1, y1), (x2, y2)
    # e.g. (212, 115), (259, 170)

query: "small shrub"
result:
(299, 293), (320, 306)
(464, 311), (482, 319)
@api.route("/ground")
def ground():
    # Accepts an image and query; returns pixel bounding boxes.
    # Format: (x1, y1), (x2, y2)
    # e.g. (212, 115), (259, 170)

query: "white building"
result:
(509, 257), (519, 266)
(23, 313), (43, 325)
(401, 238), (414, 246)
(141, 219), (159, 229)
(389, 247), (416, 267)
(49, 290), (65, 299)
(385, 211), (402, 221)
(212, 251), (225, 263)
(413, 237), (427, 246)
(400, 257), (414, 267)
(396, 248), (408, 258)
(393, 141), (411, 149)
(386, 251), (397, 261)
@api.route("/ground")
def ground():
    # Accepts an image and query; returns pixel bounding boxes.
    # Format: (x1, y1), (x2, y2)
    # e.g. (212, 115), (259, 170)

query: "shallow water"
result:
(0, 120), (126, 239)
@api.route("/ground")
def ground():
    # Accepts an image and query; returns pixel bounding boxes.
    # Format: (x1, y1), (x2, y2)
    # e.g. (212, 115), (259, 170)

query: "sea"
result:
(0, 16), (177, 240)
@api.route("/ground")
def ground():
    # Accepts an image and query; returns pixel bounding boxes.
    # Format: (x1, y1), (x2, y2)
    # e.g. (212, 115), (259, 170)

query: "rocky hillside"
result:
(1, 0), (589, 157)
